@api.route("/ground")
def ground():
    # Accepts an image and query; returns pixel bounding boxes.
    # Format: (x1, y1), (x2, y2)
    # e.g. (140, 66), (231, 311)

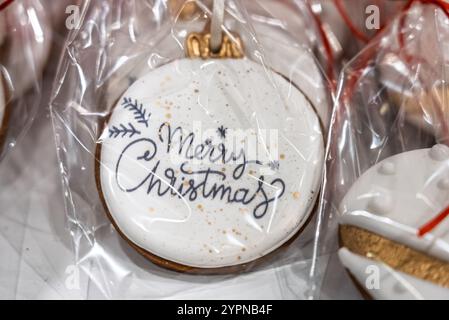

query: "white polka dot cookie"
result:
(97, 58), (324, 271)
(338, 145), (449, 299)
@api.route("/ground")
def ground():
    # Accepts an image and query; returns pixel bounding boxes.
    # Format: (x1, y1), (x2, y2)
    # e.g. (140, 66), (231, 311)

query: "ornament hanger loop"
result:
(210, 0), (225, 53)
(185, 0), (244, 59)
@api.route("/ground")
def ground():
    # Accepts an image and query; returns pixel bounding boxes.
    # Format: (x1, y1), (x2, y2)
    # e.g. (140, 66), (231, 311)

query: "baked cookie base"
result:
(339, 225), (449, 290)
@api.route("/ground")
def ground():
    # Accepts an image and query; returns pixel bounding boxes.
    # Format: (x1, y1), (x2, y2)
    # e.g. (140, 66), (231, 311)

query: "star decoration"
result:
(217, 125), (228, 139)
(268, 160), (280, 171)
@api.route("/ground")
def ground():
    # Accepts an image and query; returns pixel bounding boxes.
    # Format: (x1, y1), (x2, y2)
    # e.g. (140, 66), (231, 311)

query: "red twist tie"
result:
(418, 204), (449, 237)
(0, 0), (14, 12)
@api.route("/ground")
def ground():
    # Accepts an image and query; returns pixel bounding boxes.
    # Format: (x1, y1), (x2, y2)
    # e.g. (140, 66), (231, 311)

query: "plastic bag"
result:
(311, 0), (406, 65)
(50, 0), (331, 298)
(312, 0), (449, 300)
(0, 0), (52, 160)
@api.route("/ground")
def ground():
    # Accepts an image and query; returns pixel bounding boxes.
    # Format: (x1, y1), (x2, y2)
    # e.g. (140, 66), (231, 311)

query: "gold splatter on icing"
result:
(166, 113), (172, 119)
(280, 154), (286, 160)
(340, 225), (449, 288)
(197, 204), (204, 212)
(292, 192), (300, 200)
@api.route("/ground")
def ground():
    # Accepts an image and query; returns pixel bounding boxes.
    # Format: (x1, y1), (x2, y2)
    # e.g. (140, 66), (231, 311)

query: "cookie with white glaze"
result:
(338, 145), (449, 299)
(97, 58), (324, 272)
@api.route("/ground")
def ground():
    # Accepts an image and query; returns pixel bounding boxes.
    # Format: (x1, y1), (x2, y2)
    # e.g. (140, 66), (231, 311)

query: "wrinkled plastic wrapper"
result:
(313, 0), (406, 65)
(0, 0), (52, 160)
(312, 2), (449, 300)
(50, 0), (331, 298)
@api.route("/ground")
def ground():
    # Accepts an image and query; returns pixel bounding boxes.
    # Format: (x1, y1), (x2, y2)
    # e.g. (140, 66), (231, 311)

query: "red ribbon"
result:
(333, 0), (372, 43)
(418, 205), (449, 237)
(0, 0), (14, 12)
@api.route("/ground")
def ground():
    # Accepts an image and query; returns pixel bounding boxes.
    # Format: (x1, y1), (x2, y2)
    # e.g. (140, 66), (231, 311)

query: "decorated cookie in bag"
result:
(338, 145), (449, 299)
(96, 1), (324, 272)
(379, 5), (449, 140)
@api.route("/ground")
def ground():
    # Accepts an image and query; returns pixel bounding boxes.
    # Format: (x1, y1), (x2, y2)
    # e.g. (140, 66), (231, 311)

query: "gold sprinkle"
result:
(280, 154), (285, 160)
(166, 113), (172, 119)
(293, 192), (300, 200)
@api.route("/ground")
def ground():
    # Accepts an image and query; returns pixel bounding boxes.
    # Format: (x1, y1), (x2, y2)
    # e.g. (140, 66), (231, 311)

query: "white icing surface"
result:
(338, 248), (449, 300)
(237, 21), (330, 128)
(340, 146), (449, 262)
(100, 58), (324, 268)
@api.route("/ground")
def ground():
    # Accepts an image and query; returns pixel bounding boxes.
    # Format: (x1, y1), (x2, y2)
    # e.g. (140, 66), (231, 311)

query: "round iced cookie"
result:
(338, 145), (449, 299)
(97, 58), (324, 271)
(1, 0), (52, 97)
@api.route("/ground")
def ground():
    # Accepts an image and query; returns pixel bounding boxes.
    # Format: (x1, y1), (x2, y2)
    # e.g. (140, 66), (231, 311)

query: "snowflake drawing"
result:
(268, 160), (280, 171)
(108, 123), (141, 138)
(122, 97), (151, 128)
(217, 125), (228, 139)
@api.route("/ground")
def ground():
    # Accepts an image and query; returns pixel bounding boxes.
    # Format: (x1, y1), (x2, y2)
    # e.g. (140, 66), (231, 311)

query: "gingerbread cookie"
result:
(338, 145), (449, 299)
(97, 58), (324, 271)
